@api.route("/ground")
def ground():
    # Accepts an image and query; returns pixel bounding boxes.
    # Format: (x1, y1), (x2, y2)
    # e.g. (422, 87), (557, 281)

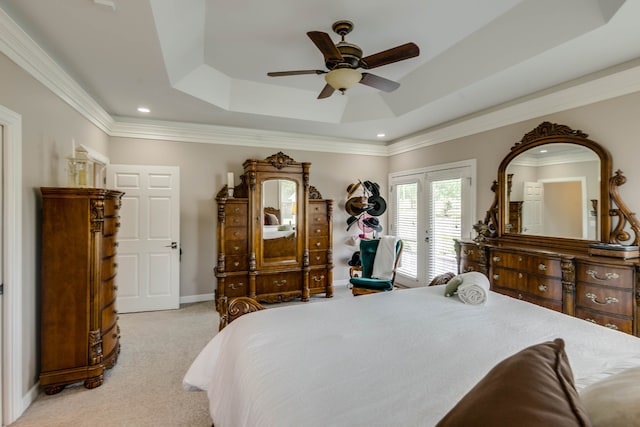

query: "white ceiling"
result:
(2, 0), (640, 144)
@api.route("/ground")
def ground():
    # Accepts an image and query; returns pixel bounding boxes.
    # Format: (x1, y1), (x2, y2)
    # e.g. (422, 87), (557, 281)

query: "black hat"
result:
(363, 181), (380, 196)
(348, 251), (361, 266)
(363, 216), (382, 232)
(367, 195), (387, 217)
(346, 215), (359, 231)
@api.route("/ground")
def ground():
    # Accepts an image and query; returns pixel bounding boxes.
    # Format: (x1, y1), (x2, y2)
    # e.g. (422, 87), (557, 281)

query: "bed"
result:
(184, 286), (640, 426)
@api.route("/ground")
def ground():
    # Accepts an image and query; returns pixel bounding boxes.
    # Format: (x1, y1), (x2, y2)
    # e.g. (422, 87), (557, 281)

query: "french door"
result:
(390, 161), (475, 287)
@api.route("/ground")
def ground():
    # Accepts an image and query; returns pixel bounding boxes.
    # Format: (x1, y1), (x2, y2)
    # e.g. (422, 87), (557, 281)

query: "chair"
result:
(350, 238), (403, 296)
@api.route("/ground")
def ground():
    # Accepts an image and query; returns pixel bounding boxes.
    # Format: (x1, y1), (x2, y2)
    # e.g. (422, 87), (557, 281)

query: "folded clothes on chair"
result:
(457, 273), (490, 305)
(371, 236), (398, 280)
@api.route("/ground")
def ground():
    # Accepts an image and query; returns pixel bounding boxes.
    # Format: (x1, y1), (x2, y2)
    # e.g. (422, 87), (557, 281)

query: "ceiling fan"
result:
(267, 20), (420, 99)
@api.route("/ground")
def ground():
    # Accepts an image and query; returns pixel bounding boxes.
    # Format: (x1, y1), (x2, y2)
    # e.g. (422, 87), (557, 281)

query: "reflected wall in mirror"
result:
(262, 179), (297, 259)
(505, 143), (600, 240)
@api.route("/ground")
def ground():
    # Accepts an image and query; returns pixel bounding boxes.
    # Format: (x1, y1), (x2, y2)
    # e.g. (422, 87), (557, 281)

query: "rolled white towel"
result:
(456, 272), (490, 305)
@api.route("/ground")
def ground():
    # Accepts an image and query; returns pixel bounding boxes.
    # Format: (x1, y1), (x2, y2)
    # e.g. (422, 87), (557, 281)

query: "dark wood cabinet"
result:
(40, 187), (123, 394)
(215, 153), (333, 311)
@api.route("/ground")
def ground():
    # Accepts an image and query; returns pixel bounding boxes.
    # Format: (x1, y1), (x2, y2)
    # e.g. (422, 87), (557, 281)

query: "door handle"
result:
(165, 242), (178, 249)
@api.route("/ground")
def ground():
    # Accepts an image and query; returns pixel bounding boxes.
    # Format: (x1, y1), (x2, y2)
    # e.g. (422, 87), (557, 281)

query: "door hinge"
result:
(0, 283), (4, 295)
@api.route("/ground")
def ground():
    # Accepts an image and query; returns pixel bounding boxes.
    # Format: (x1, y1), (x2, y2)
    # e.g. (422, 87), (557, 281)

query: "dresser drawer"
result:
(575, 283), (633, 316)
(257, 272), (301, 294)
(102, 321), (120, 359)
(309, 203), (328, 225)
(101, 300), (118, 331)
(575, 308), (632, 334)
(225, 204), (247, 224)
(491, 267), (527, 292)
(309, 225), (328, 237)
(309, 250), (327, 265)
(459, 244), (483, 262)
(309, 269), (328, 290)
(494, 287), (562, 312)
(460, 260), (484, 273)
(102, 235), (118, 257)
(101, 255), (117, 280)
(225, 255), (249, 272)
(525, 276), (562, 300)
(225, 227), (247, 242)
(224, 238), (247, 256)
(528, 256), (561, 278)
(103, 217), (119, 236)
(490, 250), (527, 269)
(309, 236), (328, 250)
(222, 275), (249, 298)
(576, 263), (634, 289)
(101, 278), (117, 305)
(104, 198), (119, 216)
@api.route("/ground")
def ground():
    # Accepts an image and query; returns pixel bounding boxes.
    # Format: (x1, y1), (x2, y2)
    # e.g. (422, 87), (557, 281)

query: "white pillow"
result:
(579, 366), (640, 427)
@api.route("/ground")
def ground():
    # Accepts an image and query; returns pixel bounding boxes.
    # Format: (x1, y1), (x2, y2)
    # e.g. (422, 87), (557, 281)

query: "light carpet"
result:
(10, 284), (350, 427)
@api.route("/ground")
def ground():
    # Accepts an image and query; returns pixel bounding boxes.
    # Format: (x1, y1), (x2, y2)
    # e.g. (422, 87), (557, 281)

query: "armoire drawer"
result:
(257, 272), (301, 294)
(460, 260), (484, 274)
(309, 236), (328, 250)
(225, 204), (248, 224)
(309, 251), (327, 266)
(225, 255), (249, 272)
(222, 275), (250, 298)
(102, 321), (120, 359)
(309, 269), (328, 290)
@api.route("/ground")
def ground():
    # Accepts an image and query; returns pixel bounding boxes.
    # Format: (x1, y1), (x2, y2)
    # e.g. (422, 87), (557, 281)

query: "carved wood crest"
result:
(512, 121), (589, 150)
(265, 152), (296, 169)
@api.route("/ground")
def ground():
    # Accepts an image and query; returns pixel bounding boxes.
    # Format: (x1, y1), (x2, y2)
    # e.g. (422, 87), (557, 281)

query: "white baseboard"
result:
(179, 293), (215, 304)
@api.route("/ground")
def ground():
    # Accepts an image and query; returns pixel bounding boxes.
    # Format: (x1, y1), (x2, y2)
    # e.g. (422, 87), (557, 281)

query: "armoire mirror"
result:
(262, 178), (298, 260)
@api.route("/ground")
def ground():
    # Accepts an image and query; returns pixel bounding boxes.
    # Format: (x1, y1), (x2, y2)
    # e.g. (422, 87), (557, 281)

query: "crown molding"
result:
(3, 6), (640, 158)
(0, 9), (114, 133)
(387, 59), (640, 156)
(109, 118), (388, 156)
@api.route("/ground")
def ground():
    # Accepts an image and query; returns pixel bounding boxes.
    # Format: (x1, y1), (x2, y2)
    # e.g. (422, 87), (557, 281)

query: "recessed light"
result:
(377, 133), (386, 138)
(540, 149), (548, 153)
(137, 107), (150, 113)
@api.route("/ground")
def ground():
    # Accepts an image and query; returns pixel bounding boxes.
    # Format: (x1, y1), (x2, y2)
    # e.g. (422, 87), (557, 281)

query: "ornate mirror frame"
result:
(476, 122), (640, 250)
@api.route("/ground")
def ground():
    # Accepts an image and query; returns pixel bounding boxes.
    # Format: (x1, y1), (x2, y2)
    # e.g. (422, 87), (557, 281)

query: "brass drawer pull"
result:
(585, 292), (619, 305)
(312, 275), (325, 282)
(517, 293), (523, 300)
(233, 262), (240, 267)
(606, 323), (619, 330)
(586, 270), (619, 281)
(315, 256), (321, 261)
(585, 318), (597, 324)
(464, 266), (475, 272)
(274, 280), (287, 287)
(114, 241), (119, 247)
(114, 263), (118, 268)
(538, 284), (548, 292)
(233, 246), (240, 252)
(492, 256), (500, 262)
(228, 282), (244, 290)
(233, 231), (240, 237)
(493, 274), (500, 280)
(463, 249), (474, 256)
(315, 242), (321, 247)
(518, 273), (523, 279)
(315, 229), (321, 234)
(538, 263), (547, 271)
(233, 207), (240, 213)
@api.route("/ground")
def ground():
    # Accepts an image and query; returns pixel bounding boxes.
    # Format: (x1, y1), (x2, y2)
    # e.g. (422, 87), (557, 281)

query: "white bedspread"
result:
(184, 286), (640, 427)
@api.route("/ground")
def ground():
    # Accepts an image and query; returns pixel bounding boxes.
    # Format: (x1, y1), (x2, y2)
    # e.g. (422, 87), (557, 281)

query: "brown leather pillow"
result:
(436, 339), (592, 427)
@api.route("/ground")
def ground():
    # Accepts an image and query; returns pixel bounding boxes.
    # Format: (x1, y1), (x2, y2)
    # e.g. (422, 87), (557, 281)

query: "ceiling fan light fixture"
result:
(325, 68), (362, 93)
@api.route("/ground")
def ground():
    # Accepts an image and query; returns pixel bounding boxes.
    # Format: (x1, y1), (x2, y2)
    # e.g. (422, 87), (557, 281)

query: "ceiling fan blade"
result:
(317, 84), (335, 99)
(360, 42), (420, 69)
(267, 70), (326, 77)
(307, 31), (343, 62)
(360, 73), (400, 92)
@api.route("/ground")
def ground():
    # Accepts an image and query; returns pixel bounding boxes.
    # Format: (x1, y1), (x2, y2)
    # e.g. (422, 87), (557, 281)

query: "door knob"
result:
(165, 242), (178, 249)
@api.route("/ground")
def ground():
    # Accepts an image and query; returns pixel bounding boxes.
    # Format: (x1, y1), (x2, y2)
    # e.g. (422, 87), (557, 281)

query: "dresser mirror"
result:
(504, 142), (601, 240)
(262, 178), (298, 260)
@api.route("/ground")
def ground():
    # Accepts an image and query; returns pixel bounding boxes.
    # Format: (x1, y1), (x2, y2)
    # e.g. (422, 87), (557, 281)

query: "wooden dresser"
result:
(40, 187), (123, 394)
(455, 121), (640, 337)
(215, 153), (333, 311)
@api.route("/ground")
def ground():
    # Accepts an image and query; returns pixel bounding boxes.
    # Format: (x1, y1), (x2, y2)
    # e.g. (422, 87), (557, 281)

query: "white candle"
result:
(71, 138), (76, 158)
(227, 172), (234, 190)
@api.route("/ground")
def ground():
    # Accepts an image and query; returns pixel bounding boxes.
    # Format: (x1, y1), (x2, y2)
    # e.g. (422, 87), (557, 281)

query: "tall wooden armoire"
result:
(40, 187), (124, 394)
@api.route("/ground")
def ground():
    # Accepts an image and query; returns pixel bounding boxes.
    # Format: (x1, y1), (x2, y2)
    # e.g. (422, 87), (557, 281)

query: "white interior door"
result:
(108, 165), (180, 312)
(522, 181), (544, 235)
(0, 124), (4, 422)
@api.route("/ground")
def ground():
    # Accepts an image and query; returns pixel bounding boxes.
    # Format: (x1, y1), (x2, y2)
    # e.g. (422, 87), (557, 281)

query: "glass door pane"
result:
(395, 182), (418, 280)
(429, 178), (462, 278)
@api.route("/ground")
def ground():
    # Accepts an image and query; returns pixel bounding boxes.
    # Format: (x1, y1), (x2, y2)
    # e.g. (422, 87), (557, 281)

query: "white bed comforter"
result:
(184, 286), (640, 427)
